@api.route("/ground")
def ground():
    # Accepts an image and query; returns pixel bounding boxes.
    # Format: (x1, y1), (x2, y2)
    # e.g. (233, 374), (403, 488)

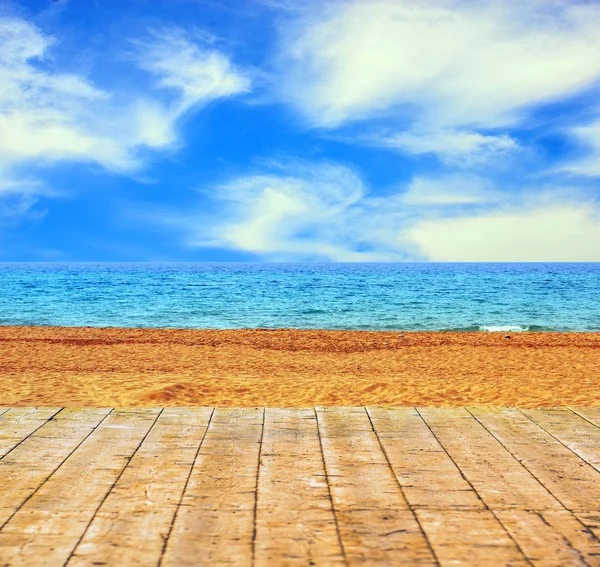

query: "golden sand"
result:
(1, 326), (599, 407)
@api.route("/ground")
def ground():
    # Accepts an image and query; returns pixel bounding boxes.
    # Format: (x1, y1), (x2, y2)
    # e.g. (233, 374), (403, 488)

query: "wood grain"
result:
(0, 407), (600, 567)
(369, 407), (527, 566)
(0, 408), (111, 528)
(254, 408), (345, 566)
(0, 408), (62, 459)
(419, 408), (600, 565)
(66, 408), (213, 567)
(468, 407), (600, 512)
(316, 407), (436, 566)
(160, 408), (264, 567)
(522, 408), (600, 471)
(0, 409), (160, 566)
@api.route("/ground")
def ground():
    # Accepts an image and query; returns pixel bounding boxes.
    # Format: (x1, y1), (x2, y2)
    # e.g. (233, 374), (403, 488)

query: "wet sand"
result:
(0, 326), (599, 407)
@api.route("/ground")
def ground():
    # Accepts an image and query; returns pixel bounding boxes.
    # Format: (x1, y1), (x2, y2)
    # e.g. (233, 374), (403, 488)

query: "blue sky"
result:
(2, 0), (600, 261)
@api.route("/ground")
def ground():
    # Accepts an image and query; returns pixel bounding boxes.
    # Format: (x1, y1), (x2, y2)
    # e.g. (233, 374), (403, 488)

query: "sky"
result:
(1, 0), (600, 262)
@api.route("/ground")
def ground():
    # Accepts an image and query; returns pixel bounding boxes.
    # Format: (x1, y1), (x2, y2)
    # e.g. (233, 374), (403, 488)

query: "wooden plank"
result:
(0, 408), (62, 459)
(469, 407), (600, 513)
(522, 409), (600, 471)
(494, 509), (600, 567)
(576, 512), (600, 541)
(0, 406), (598, 566)
(418, 407), (560, 511)
(368, 407), (483, 510)
(419, 408), (600, 565)
(0, 408), (112, 528)
(316, 407), (436, 566)
(254, 408), (345, 566)
(415, 510), (528, 567)
(0, 408), (160, 567)
(161, 408), (264, 567)
(368, 407), (528, 566)
(570, 408), (600, 428)
(66, 408), (214, 567)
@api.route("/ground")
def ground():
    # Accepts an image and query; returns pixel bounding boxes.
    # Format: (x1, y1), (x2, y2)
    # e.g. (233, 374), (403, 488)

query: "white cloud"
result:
(274, 0), (600, 159)
(0, 16), (250, 195)
(135, 28), (251, 112)
(561, 119), (600, 177)
(162, 160), (410, 261)
(400, 175), (499, 205)
(376, 129), (519, 165)
(156, 159), (600, 262)
(405, 203), (600, 261)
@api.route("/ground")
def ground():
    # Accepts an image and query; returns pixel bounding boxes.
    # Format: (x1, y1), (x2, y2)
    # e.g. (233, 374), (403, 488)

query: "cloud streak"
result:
(0, 16), (250, 195)
(561, 118), (600, 177)
(272, 0), (600, 161)
(148, 159), (600, 262)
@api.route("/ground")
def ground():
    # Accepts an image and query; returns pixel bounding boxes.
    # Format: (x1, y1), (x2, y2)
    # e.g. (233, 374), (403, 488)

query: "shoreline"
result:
(1, 326), (599, 407)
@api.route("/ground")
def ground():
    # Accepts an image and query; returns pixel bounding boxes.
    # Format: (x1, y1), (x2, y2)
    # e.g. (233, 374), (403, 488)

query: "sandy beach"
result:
(0, 326), (599, 407)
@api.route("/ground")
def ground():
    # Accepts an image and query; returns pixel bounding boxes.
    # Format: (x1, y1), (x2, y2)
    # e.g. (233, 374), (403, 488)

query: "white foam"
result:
(480, 325), (529, 332)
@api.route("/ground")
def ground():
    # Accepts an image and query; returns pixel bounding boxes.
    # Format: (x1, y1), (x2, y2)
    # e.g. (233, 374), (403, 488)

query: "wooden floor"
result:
(1, 408), (600, 566)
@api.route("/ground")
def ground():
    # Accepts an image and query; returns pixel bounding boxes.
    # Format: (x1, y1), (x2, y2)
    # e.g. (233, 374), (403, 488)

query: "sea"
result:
(0, 263), (598, 332)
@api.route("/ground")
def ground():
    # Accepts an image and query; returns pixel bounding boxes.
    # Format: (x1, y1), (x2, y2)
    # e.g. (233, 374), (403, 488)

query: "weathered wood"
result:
(0, 408), (160, 566)
(369, 407), (528, 566)
(0, 408), (112, 528)
(160, 408), (264, 567)
(469, 407), (600, 554)
(316, 407), (436, 566)
(0, 408), (62, 459)
(469, 407), (600, 512)
(66, 407), (213, 567)
(254, 408), (345, 566)
(0, 407), (599, 566)
(494, 509), (600, 566)
(416, 510), (529, 566)
(419, 408), (600, 565)
(570, 408), (600, 428)
(368, 407), (483, 510)
(418, 407), (560, 511)
(521, 408), (600, 472)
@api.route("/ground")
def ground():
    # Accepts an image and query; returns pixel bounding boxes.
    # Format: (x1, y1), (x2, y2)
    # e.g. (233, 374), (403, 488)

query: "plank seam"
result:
(365, 407), (441, 567)
(157, 407), (216, 567)
(465, 408), (600, 555)
(568, 407), (600, 430)
(314, 407), (349, 567)
(251, 407), (266, 567)
(518, 409), (600, 475)
(0, 408), (113, 532)
(0, 407), (64, 462)
(415, 408), (535, 567)
(63, 408), (165, 567)
(465, 408), (569, 508)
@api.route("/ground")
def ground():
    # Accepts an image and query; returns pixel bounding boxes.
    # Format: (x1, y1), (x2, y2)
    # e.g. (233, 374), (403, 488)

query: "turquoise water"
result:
(0, 263), (598, 331)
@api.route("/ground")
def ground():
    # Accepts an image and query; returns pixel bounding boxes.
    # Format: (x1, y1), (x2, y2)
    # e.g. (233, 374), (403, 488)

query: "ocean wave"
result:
(479, 325), (529, 332)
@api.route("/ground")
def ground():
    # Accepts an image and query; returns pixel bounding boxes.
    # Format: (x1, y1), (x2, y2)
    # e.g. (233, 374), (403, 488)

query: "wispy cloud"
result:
(560, 118), (600, 177)
(400, 175), (500, 206)
(146, 160), (409, 261)
(190, 160), (405, 261)
(134, 28), (251, 113)
(0, 16), (251, 197)
(143, 158), (600, 261)
(374, 129), (519, 166)
(272, 0), (600, 161)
